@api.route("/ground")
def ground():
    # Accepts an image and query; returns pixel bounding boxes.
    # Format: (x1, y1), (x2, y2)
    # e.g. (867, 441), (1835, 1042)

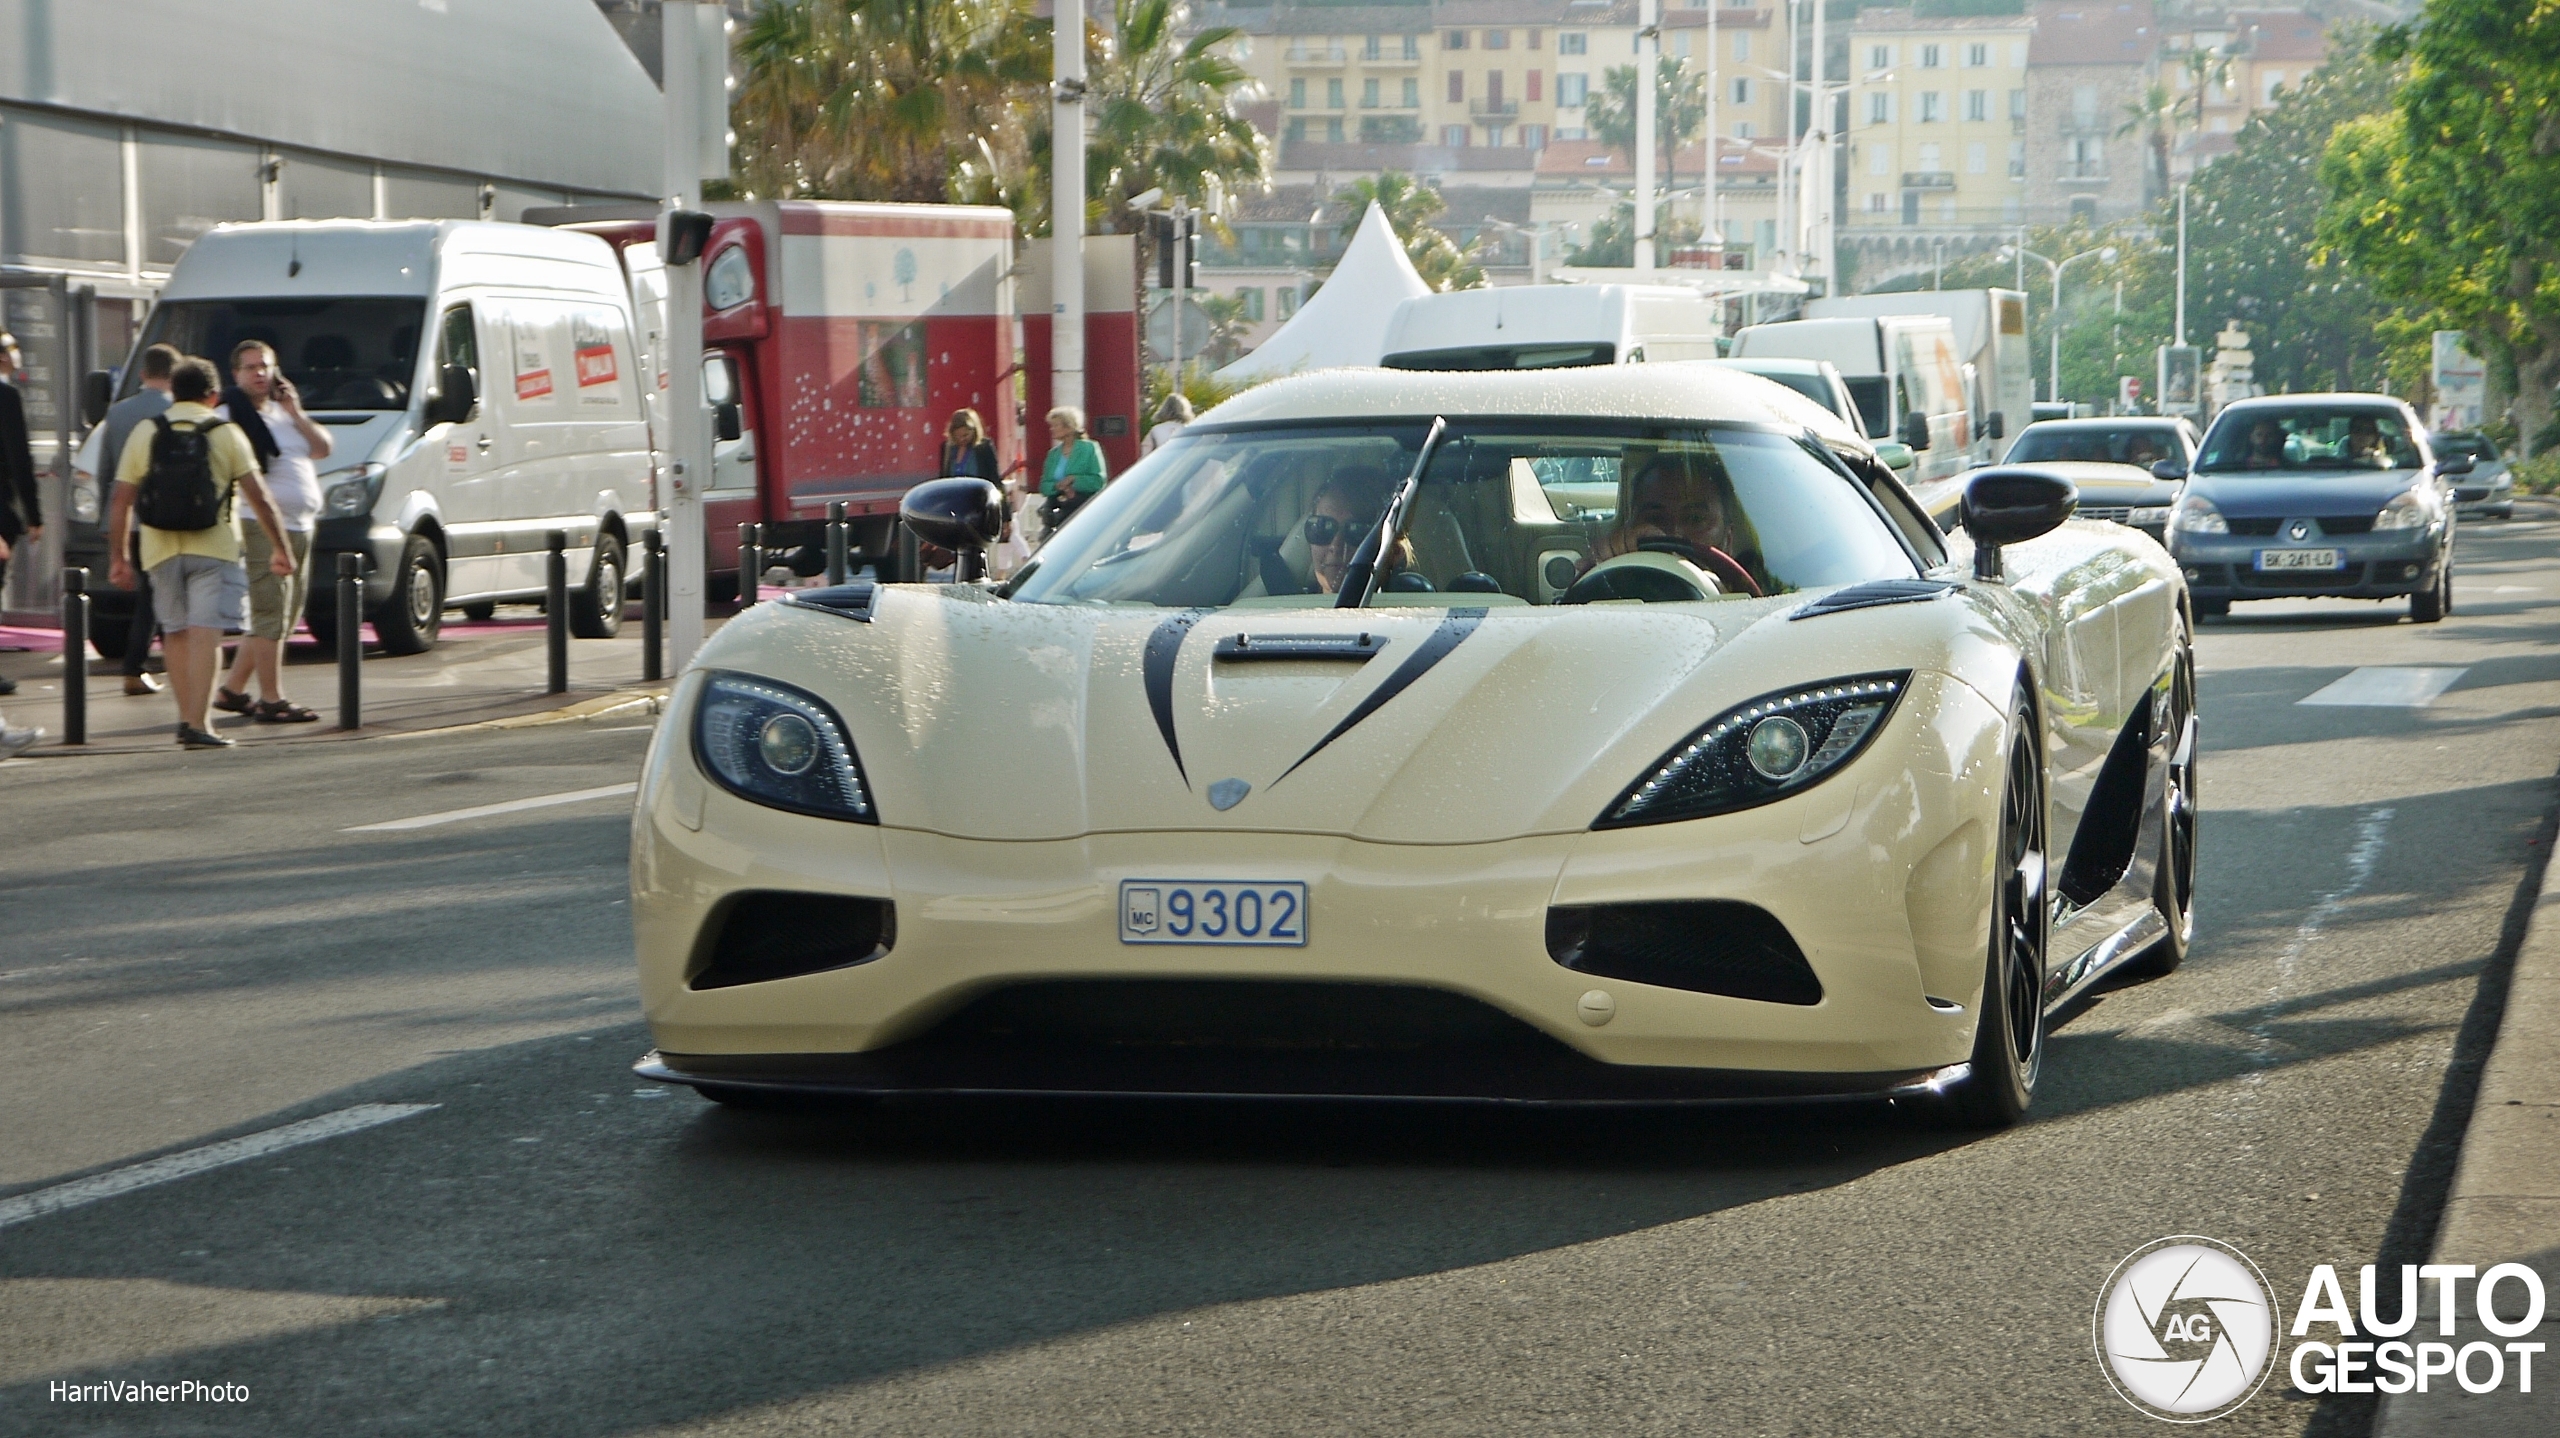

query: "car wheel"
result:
(2411, 562), (2449, 624)
(2127, 633), (2198, 978)
(1940, 706), (2049, 1130)
(372, 534), (444, 656)
(459, 601), (495, 622)
(570, 533), (625, 639)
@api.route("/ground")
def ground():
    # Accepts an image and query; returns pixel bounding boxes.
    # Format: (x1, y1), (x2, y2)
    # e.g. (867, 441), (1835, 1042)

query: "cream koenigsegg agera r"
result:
(631, 367), (2198, 1127)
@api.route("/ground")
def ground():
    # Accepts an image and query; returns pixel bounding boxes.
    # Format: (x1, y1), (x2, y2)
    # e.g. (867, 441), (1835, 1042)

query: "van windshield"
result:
(134, 298), (428, 412)
(1381, 343), (1615, 371)
(1841, 375), (1891, 439)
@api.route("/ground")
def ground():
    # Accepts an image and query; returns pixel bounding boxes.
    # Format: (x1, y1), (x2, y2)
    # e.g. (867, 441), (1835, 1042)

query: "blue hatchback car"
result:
(2165, 394), (2465, 622)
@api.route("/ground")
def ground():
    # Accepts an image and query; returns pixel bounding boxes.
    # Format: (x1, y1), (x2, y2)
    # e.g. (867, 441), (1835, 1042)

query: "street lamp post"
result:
(2003, 242), (2118, 404)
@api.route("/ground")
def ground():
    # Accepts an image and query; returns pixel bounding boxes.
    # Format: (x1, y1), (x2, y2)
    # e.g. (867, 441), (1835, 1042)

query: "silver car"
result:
(2431, 432), (2516, 519)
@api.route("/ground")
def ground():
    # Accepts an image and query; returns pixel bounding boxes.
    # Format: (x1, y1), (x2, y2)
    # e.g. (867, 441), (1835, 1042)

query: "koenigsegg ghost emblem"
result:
(1207, 779), (1252, 811)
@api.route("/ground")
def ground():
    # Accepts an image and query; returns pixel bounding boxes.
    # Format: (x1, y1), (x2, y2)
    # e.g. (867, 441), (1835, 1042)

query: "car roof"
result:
(1198, 365), (1818, 429)
(2213, 392), (2414, 415)
(2021, 417), (2181, 430)
(1708, 356), (1831, 374)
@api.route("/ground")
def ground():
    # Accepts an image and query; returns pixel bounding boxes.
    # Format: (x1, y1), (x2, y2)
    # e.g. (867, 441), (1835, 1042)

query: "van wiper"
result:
(1338, 415), (1448, 610)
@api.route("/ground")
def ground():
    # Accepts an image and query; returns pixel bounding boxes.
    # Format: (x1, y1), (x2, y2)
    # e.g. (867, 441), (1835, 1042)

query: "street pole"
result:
(2174, 180), (2189, 348)
(1706, 0), (1718, 255)
(660, 0), (720, 673)
(1054, 0), (1087, 413)
(2050, 266), (2064, 405)
(1808, 0), (1826, 292)
(1170, 201), (1186, 392)
(1636, 0), (1658, 272)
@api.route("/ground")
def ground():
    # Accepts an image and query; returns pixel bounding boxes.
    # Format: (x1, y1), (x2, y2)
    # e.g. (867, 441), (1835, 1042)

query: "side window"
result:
(434, 303), (479, 420)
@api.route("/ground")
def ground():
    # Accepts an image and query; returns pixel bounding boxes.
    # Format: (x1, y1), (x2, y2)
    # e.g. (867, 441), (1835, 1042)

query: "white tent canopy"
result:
(1218, 202), (1432, 383)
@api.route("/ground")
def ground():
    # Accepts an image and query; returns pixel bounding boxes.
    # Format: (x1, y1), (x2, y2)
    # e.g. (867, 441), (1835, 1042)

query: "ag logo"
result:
(2095, 1236), (2281, 1421)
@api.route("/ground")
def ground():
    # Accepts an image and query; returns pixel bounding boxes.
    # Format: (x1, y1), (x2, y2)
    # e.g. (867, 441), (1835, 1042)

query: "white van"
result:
(102, 221), (654, 654)
(1727, 314), (1975, 484)
(1378, 285), (1722, 370)
(1804, 289), (2032, 462)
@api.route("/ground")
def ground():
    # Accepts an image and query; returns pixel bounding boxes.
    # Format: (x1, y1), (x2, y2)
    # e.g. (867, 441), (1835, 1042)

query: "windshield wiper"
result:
(1337, 415), (1448, 610)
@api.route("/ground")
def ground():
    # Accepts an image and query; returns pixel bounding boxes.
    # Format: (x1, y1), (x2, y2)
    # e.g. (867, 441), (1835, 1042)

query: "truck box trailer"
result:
(1805, 289), (2031, 463)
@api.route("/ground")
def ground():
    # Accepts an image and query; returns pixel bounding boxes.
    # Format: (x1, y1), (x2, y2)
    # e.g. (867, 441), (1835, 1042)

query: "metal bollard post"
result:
(826, 501), (849, 586)
(545, 530), (569, 695)
(896, 519), (921, 585)
(59, 567), (88, 746)
(641, 528), (664, 684)
(738, 522), (763, 609)
(336, 552), (362, 730)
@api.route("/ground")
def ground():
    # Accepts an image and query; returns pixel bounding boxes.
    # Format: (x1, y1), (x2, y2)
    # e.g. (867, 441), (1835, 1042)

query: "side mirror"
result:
(81, 370), (114, 426)
(899, 477), (1005, 578)
(2150, 457), (2189, 481)
(714, 401), (743, 443)
(2436, 453), (2476, 477)
(1872, 440), (1916, 474)
(425, 364), (476, 426)
(656, 208), (715, 267)
(1901, 412), (1932, 451)
(1986, 410), (2006, 440)
(1962, 467), (2078, 581)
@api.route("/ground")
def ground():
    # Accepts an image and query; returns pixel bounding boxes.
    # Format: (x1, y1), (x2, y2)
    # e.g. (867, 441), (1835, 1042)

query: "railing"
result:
(1471, 98), (1520, 118)
(2057, 161), (2109, 182)
(1286, 44), (1348, 64)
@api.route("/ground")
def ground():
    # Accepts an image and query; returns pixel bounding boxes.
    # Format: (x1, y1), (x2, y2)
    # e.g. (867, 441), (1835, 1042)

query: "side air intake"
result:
(1545, 900), (1824, 1006)
(689, 891), (894, 990)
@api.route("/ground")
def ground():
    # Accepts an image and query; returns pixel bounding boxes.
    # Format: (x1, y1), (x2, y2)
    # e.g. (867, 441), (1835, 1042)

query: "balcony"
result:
(1900, 171), (1956, 190)
(1286, 44), (1349, 66)
(1471, 98), (1520, 118)
(1360, 46), (1425, 67)
(2056, 161), (2109, 184)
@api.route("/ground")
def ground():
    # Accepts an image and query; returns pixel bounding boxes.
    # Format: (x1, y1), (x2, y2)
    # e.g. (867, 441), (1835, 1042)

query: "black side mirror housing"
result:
(1962, 467), (2078, 581)
(899, 477), (1005, 554)
(81, 369), (114, 426)
(1901, 412), (1932, 451)
(714, 401), (743, 443)
(657, 208), (716, 267)
(2435, 453), (2476, 477)
(425, 364), (476, 426)
(2150, 457), (2189, 481)
(1986, 410), (2006, 440)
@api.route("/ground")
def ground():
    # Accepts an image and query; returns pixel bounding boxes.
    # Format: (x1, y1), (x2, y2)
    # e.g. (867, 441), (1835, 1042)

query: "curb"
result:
(2375, 821), (2560, 1434)
(377, 687), (669, 740)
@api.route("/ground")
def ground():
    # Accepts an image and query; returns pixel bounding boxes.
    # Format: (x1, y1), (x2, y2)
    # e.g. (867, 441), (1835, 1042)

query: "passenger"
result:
(2124, 432), (2166, 468)
(2242, 420), (2287, 470)
(1305, 466), (1394, 595)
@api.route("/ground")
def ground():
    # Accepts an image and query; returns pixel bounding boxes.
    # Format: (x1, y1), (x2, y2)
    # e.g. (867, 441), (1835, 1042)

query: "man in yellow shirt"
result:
(107, 357), (296, 749)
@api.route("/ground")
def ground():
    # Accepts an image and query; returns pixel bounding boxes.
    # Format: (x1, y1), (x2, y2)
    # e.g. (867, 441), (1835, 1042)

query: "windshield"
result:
(2197, 406), (2422, 474)
(1841, 375), (1891, 439)
(133, 298), (428, 411)
(1007, 420), (1920, 610)
(2007, 424), (2183, 467)
(1720, 365), (1838, 413)
(1381, 343), (1616, 371)
(2436, 433), (2500, 462)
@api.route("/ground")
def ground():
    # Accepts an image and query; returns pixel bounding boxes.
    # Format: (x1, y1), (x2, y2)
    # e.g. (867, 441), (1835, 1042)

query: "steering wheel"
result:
(1559, 549), (1723, 605)
(1635, 536), (1764, 597)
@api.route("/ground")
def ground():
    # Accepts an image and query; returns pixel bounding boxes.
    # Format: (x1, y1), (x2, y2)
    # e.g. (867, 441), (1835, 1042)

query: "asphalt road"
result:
(6, 516), (2559, 1436)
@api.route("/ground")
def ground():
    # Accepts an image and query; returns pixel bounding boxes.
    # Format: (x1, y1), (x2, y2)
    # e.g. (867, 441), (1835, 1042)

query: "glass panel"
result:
(134, 298), (429, 411)
(382, 169), (481, 220)
(0, 107), (126, 265)
(2197, 407), (2423, 473)
(2007, 424), (2183, 467)
(277, 151), (376, 220)
(139, 133), (263, 267)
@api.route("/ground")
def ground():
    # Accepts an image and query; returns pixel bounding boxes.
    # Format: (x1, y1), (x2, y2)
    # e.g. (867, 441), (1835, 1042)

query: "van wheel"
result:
(459, 602), (495, 623)
(570, 533), (625, 639)
(372, 535), (444, 656)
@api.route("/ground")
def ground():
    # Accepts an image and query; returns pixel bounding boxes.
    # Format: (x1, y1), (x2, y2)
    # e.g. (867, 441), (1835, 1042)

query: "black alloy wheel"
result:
(2129, 630), (2199, 977)
(1942, 706), (2050, 1129)
(570, 532), (625, 639)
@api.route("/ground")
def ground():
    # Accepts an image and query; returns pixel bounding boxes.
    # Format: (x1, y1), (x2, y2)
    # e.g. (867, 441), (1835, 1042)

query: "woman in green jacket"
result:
(1036, 406), (1108, 534)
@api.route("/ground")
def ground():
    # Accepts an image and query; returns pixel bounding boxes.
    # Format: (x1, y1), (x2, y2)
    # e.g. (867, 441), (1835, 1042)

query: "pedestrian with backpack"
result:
(105, 356), (297, 749)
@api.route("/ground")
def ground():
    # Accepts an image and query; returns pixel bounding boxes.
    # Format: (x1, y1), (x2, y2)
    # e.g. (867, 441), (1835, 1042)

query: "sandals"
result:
(252, 699), (321, 724)
(213, 685), (256, 714)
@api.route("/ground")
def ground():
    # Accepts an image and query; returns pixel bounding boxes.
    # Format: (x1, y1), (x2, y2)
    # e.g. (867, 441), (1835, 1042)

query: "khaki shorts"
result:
(243, 527), (313, 642)
(149, 554), (248, 633)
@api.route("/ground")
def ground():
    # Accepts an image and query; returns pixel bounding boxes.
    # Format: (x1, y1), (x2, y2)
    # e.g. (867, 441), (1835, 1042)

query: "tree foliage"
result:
(1585, 57), (1713, 186)
(2320, 2), (2560, 452)
(1329, 172), (1487, 292)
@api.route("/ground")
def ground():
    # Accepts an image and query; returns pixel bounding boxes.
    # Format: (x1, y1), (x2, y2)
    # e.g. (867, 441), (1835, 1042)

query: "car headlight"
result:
(320, 462), (386, 518)
(2128, 505), (2172, 527)
(68, 473), (101, 524)
(1597, 673), (1908, 829)
(2171, 496), (2227, 534)
(691, 672), (876, 823)
(2375, 490), (2434, 530)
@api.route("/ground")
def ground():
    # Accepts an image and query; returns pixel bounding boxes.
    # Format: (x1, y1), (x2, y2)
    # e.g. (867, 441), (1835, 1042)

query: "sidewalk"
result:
(0, 609), (671, 754)
(2376, 828), (2560, 1433)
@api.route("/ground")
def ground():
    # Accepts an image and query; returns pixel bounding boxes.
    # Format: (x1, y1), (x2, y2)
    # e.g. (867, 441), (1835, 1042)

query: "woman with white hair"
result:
(1037, 405), (1109, 533)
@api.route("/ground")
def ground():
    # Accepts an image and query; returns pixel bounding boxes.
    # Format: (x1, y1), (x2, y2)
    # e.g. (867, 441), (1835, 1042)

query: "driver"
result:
(2124, 432), (2166, 468)
(1595, 452), (1737, 564)
(2343, 414), (2390, 467)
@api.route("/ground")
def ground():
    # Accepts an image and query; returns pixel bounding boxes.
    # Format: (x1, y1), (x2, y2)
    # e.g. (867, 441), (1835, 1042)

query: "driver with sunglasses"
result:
(1302, 467), (1410, 594)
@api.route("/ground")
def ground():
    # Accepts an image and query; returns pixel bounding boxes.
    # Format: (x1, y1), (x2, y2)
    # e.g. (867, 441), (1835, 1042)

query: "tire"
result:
(2410, 560), (2449, 623)
(1940, 706), (2050, 1130)
(2126, 630), (2199, 978)
(459, 601), (495, 622)
(569, 532), (625, 639)
(2194, 597), (2229, 618)
(372, 534), (444, 656)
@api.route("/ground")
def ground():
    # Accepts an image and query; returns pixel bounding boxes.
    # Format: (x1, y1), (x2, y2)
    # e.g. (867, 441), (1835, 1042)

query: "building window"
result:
(1485, 29), (1509, 49)
(1363, 78), (1380, 107)
(1526, 70), (1542, 102)
(2262, 71), (2285, 103)
(2008, 139), (2026, 177)
(1403, 77), (1421, 107)
(1326, 117), (1345, 142)
(1279, 286), (1299, 319)
(1733, 120), (1753, 139)
(2011, 42), (2029, 67)
(1449, 71), (1465, 102)
(1965, 43), (1989, 68)
(1446, 29), (1468, 49)
(1522, 123), (1547, 150)
(1327, 78), (1345, 108)
(1560, 32), (1587, 55)
(1735, 33), (1749, 64)
(2009, 89), (2027, 121)
(1238, 287), (1264, 322)
(1919, 91), (1943, 122)
(1486, 70), (1504, 105)
(1868, 91), (1894, 125)
(1558, 72), (1588, 107)
(1918, 142), (1942, 171)
(1920, 43), (1943, 68)
(1732, 77), (1752, 106)
(1966, 141), (1988, 173)
(1362, 35), (1381, 60)
(1869, 143), (1891, 176)
(1289, 78), (1306, 109)
(1868, 192), (1890, 213)
(1528, 29), (1541, 50)
(1443, 125), (1470, 146)
(1673, 31), (1692, 58)
(1486, 126), (1506, 147)
(1867, 43), (1891, 71)
(1964, 89), (1988, 122)
(1403, 34), (1421, 60)
(1286, 117), (1307, 142)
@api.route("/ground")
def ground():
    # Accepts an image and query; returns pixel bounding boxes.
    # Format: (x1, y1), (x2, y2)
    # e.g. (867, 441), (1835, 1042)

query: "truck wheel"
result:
(372, 534), (444, 656)
(459, 602), (495, 622)
(570, 533), (625, 639)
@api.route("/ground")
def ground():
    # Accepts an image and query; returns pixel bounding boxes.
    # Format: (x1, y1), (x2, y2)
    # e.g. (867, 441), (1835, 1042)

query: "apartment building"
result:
(2158, 8), (2331, 177)
(2022, 0), (2158, 225)
(1842, 8), (2038, 283)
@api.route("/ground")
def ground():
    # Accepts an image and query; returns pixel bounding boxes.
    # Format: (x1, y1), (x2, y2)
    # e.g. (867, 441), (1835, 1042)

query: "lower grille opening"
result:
(690, 891), (895, 990)
(1546, 901), (1824, 1006)
(932, 979), (1546, 1054)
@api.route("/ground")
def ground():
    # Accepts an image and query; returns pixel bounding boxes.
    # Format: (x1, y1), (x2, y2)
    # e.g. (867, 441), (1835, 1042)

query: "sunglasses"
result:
(1304, 514), (1372, 548)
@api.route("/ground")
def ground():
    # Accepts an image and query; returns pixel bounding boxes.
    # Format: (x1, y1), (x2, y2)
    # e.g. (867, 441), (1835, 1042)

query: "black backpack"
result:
(134, 415), (233, 532)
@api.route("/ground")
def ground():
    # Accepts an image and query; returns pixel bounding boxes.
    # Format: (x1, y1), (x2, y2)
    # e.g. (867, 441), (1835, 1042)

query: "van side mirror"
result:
(426, 365), (477, 426)
(1962, 467), (2077, 582)
(657, 208), (715, 267)
(714, 401), (743, 443)
(82, 370), (114, 426)
(2150, 457), (2189, 481)
(1901, 412), (1932, 451)
(1986, 410), (2006, 440)
(899, 478), (1005, 578)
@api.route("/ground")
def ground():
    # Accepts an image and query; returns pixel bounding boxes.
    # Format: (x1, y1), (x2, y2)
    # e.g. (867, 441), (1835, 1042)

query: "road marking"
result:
(2297, 667), (2468, 707)
(2253, 808), (2392, 1066)
(344, 782), (638, 832)
(0, 1104), (437, 1231)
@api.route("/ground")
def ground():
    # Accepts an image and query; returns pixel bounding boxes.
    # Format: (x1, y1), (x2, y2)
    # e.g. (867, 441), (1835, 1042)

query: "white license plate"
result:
(1119, 880), (1308, 946)
(2257, 548), (2343, 571)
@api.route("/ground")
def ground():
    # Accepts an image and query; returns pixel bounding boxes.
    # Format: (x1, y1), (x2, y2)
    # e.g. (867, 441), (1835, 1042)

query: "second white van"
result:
(1728, 314), (1975, 485)
(1378, 285), (1722, 370)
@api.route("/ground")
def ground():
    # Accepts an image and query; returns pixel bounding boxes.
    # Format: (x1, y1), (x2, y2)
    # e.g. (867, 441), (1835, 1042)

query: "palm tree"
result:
(1327, 173), (1487, 292)
(1084, 0), (1269, 237)
(2117, 82), (2180, 203)
(1585, 57), (1713, 198)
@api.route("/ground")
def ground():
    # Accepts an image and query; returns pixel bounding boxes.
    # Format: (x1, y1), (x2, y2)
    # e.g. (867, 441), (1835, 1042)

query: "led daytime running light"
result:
(1601, 673), (1907, 828)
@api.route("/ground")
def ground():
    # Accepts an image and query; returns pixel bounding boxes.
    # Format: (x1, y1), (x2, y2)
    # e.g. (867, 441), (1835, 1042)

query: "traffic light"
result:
(1154, 212), (1199, 290)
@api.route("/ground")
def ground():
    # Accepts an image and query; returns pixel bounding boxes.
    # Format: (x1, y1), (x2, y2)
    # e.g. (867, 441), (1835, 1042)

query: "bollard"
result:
(336, 551), (362, 730)
(60, 567), (88, 746)
(641, 527), (664, 684)
(545, 530), (569, 695)
(895, 519), (921, 585)
(738, 522), (763, 609)
(826, 501), (849, 586)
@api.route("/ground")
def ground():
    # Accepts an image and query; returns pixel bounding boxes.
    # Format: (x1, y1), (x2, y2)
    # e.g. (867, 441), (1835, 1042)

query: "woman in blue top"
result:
(939, 408), (1002, 480)
(1037, 405), (1109, 533)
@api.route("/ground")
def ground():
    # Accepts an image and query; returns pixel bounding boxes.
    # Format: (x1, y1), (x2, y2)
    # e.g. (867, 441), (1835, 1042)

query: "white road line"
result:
(2297, 667), (2469, 708)
(0, 1104), (437, 1231)
(344, 782), (638, 832)
(2252, 808), (2393, 1064)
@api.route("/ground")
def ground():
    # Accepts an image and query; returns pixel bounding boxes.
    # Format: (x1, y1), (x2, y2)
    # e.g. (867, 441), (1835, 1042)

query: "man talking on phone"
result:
(212, 340), (331, 723)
